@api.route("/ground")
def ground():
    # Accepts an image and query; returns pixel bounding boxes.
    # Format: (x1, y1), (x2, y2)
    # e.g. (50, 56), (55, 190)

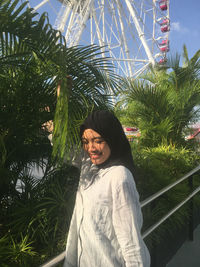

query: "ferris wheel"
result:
(26, 0), (170, 77)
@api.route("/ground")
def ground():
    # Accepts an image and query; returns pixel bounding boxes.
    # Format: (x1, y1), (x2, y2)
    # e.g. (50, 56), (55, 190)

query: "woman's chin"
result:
(90, 156), (105, 165)
(90, 158), (102, 165)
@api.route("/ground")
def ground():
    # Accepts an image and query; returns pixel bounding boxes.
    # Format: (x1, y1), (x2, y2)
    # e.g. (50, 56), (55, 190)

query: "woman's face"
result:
(82, 129), (111, 165)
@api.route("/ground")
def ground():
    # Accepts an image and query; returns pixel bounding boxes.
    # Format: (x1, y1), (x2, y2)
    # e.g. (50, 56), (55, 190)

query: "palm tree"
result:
(0, 0), (120, 264)
(117, 46), (200, 147)
(0, 0), (120, 188)
(0, 0), (120, 161)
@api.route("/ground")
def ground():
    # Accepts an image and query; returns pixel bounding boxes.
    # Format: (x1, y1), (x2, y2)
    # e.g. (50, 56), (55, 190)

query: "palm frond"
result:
(182, 44), (189, 67)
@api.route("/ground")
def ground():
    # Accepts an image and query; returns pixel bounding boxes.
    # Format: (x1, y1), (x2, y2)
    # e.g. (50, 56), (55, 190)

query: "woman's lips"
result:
(89, 153), (101, 159)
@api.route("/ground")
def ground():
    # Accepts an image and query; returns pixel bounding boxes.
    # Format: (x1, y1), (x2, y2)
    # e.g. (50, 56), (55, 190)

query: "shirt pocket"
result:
(92, 202), (112, 237)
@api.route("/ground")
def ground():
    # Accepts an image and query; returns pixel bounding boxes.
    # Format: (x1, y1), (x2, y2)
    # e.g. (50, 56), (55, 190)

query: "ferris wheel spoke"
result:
(33, 0), (49, 11)
(111, 0), (133, 74)
(92, 6), (104, 48)
(125, 0), (155, 65)
(133, 62), (151, 76)
(55, 4), (71, 32)
(74, 1), (92, 45)
(65, 2), (85, 45)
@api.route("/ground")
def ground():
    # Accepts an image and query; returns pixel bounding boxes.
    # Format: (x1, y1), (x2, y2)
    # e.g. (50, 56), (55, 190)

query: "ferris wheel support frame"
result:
(115, 0), (132, 76)
(55, 0), (156, 73)
(55, 4), (71, 33)
(31, 0), (170, 77)
(34, 0), (49, 10)
(124, 0), (155, 67)
(74, 0), (92, 45)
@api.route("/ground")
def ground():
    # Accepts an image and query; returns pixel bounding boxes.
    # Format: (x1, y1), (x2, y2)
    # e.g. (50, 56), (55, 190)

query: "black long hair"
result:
(80, 110), (137, 179)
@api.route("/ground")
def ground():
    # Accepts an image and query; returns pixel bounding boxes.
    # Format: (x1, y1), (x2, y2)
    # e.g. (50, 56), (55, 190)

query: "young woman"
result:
(63, 110), (150, 267)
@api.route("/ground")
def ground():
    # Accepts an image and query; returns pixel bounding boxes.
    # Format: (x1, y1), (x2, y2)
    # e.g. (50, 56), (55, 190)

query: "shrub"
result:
(131, 143), (200, 246)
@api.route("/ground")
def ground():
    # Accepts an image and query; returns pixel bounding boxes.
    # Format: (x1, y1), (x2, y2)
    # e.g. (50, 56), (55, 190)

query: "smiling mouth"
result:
(89, 153), (102, 159)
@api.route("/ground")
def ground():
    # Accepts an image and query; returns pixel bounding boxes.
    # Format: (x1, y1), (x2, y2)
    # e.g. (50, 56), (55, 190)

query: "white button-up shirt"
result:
(63, 163), (150, 267)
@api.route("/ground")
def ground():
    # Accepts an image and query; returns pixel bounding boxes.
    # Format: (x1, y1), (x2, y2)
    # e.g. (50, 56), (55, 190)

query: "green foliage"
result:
(1, 164), (79, 266)
(0, 0), (120, 165)
(117, 46), (200, 148)
(131, 143), (200, 246)
(132, 144), (199, 198)
(0, 234), (37, 267)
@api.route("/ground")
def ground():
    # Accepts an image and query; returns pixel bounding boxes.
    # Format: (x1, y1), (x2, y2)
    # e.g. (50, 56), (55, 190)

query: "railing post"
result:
(188, 175), (194, 241)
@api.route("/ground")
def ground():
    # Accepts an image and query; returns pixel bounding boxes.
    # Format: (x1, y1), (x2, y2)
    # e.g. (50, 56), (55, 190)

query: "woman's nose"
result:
(88, 141), (96, 152)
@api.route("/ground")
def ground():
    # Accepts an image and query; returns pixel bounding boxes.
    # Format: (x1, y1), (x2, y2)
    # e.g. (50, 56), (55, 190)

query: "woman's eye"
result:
(95, 139), (104, 144)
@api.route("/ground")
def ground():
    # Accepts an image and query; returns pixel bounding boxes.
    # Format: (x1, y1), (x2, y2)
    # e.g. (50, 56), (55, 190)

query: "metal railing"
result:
(141, 164), (200, 238)
(40, 164), (200, 267)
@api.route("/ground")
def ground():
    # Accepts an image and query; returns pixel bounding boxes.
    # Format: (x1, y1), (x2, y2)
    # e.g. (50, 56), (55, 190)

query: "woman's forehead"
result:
(82, 128), (102, 139)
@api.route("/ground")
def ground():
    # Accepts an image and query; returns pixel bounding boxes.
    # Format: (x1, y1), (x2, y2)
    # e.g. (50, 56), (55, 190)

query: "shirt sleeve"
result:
(112, 169), (150, 267)
(63, 204), (78, 267)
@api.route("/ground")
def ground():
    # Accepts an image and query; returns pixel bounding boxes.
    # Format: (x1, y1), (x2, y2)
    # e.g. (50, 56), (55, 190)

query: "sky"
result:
(169, 0), (200, 61)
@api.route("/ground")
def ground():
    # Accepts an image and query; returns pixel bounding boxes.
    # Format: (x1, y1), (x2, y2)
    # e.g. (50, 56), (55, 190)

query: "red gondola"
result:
(160, 19), (170, 32)
(158, 58), (167, 64)
(159, 39), (169, 52)
(159, 1), (168, 11)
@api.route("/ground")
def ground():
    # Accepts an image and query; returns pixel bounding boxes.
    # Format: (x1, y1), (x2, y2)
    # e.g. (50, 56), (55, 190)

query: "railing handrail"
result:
(40, 164), (200, 267)
(41, 251), (66, 267)
(142, 185), (200, 239)
(141, 164), (200, 208)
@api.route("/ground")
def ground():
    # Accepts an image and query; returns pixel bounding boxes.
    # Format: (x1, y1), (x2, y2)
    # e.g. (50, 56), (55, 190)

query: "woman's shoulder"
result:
(108, 165), (131, 175)
(103, 165), (134, 186)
